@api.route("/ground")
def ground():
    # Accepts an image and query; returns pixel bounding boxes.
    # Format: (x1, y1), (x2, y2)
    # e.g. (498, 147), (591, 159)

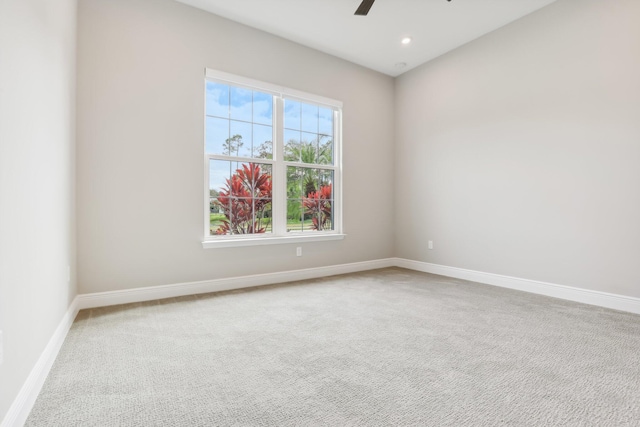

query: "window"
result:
(203, 69), (343, 248)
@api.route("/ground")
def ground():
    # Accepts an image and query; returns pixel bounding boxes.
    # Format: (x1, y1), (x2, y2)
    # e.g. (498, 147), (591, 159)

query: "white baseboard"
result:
(77, 258), (396, 310)
(394, 258), (640, 315)
(76, 257), (640, 314)
(77, 256), (640, 315)
(0, 297), (80, 427)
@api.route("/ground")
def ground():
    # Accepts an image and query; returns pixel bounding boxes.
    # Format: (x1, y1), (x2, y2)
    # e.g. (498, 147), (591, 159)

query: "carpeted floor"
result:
(26, 268), (640, 426)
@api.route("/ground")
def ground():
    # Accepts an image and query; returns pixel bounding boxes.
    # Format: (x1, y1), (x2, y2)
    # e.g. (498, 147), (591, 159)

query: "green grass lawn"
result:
(210, 213), (326, 233)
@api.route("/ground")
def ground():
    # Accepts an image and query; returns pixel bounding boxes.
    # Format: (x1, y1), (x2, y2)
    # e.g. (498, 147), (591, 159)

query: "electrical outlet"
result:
(296, 247), (302, 257)
(428, 240), (434, 250)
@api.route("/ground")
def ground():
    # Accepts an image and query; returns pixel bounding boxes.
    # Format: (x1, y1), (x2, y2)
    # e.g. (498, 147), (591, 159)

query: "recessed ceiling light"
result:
(401, 37), (412, 45)
(395, 62), (407, 69)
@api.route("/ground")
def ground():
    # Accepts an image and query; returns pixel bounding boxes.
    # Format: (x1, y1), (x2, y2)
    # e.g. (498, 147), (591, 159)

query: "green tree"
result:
(285, 136), (332, 197)
(284, 136), (333, 226)
(223, 134), (244, 156)
(255, 140), (272, 159)
(284, 135), (332, 165)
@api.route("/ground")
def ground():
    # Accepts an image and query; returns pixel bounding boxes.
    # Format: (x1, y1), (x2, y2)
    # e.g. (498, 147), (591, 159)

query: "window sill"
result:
(202, 233), (346, 249)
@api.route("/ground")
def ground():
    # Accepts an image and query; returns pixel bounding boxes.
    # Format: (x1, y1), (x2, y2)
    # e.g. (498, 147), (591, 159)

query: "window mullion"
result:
(272, 96), (286, 236)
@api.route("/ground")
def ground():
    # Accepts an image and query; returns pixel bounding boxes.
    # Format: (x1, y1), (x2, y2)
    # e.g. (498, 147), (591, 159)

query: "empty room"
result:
(1, 0), (639, 425)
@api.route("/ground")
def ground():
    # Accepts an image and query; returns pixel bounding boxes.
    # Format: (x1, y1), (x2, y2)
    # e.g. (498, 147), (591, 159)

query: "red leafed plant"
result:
(302, 184), (332, 231)
(215, 163), (272, 234)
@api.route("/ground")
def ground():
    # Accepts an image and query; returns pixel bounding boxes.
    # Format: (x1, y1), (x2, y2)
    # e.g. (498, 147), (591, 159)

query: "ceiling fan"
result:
(355, 0), (451, 16)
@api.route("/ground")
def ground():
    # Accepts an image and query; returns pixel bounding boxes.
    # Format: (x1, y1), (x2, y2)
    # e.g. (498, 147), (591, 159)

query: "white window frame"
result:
(202, 69), (344, 249)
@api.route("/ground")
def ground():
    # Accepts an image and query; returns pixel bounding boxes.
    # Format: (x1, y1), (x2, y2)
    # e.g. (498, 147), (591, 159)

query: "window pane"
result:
(302, 168), (317, 197)
(300, 133), (318, 164)
(210, 160), (272, 235)
(206, 82), (229, 118)
(229, 120), (252, 157)
(318, 169), (334, 196)
(257, 202), (272, 233)
(303, 169), (333, 232)
(286, 200), (303, 232)
(205, 117), (229, 155)
(253, 92), (272, 125)
(287, 166), (303, 199)
(253, 124), (272, 159)
(318, 107), (333, 136)
(230, 87), (252, 122)
(286, 167), (333, 233)
(284, 129), (301, 162)
(209, 159), (231, 198)
(301, 103), (319, 133)
(284, 99), (301, 130)
(317, 135), (333, 165)
(287, 167), (319, 201)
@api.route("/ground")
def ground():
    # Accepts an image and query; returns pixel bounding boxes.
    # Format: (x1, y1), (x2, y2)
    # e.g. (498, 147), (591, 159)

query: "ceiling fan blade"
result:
(354, 0), (375, 16)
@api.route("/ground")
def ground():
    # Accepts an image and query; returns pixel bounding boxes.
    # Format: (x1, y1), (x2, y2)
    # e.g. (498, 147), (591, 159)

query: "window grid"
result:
(204, 70), (342, 241)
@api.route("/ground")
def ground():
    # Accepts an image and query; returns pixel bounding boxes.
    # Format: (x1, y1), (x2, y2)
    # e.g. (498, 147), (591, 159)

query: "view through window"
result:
(205, 70), (342, 243)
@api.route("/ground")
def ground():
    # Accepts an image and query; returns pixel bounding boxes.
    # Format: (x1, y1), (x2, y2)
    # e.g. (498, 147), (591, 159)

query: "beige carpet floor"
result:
(26, 268), (640, 426)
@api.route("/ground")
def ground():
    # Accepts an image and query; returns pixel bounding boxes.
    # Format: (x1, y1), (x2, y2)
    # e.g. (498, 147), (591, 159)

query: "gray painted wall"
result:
(0, 0), (77, 420)
(76, 0), (396, 294)
(395, 0), (640, 297)
(3, 0), (640, 421)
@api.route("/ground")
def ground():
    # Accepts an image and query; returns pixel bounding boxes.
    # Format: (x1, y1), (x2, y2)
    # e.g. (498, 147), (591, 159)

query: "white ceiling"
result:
(177, 0), (558, 77)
